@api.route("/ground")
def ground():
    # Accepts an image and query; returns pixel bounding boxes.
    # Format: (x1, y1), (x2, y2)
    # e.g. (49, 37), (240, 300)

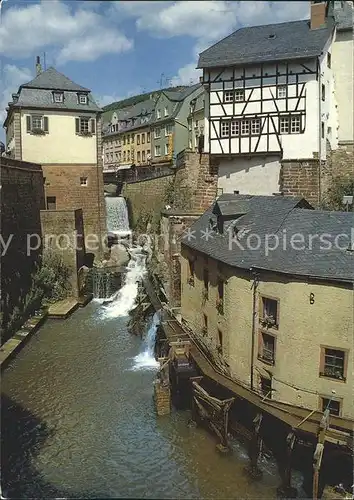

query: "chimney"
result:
(36, 56), (42, 75)
(310, 1), (327, 29)
(12, 93), (19, 103)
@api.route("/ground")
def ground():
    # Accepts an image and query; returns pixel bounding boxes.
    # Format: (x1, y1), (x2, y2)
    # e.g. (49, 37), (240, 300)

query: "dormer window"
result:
(78, 94), (88, 105)
(53, 92), (63, 103)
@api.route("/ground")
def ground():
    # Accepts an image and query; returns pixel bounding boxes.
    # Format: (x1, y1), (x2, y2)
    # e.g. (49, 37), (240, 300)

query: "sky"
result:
(0, 0), (310, 138)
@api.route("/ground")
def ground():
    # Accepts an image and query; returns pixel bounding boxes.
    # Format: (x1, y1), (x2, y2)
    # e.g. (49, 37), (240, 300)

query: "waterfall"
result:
(132, 311), (160, 370)
(105, 196), (131, 236)
(101, 248), (146, 318)
(92, 270), (114, 299)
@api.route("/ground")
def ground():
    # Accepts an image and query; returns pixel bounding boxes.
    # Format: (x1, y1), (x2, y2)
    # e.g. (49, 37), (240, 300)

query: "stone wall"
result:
(40, 209), (86, 296)
(121, 173), (174, 231)
(280, 159), (320, 206)
(43, 164), (106, 257)
(1, 157), (45, 342)
(322, 144), (354, 198)
(172, 151), (218, 211)
(158, 211), (204, 306)
(281, 144), (354, 207)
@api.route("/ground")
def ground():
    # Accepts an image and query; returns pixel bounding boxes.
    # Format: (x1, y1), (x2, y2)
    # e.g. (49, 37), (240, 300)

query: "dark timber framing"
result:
(207, 58), (317, 156)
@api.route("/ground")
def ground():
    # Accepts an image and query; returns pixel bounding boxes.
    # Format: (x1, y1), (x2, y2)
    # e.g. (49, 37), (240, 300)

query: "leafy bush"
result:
(4, 252), (71, 338)
(322, 176), (354, 211)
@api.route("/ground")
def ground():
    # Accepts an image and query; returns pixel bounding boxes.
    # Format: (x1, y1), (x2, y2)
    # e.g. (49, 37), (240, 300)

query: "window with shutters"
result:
(27, 115), (48, 135)
(76, 117), (95, 135)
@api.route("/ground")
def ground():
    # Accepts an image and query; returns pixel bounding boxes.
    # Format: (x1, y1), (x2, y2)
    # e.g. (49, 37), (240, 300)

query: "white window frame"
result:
(155, 145), (161, 157)
(32, 115), (43, 130)
(235, 89), (245, 102)
(154, 127), (161, 139)
(79, 94), (88, 105)
(291, 116), (301, 133)
(164, 143), (169, 156)
(277, 85), (287, 99)
(251, 118), (261, 135)
(221, 121), (230, 137)
(224, 91), (234, 103)
(53, 92), (63, 103)
(157, 109), (161, 119)
(231, 121), (240, 136)
(79, 117), (90, 133)
(241, 120), (250, 136)
(165, 124), (172, 136)
(280, 117), (290, 134)
(80, 176), (88, 186)
(164, 107), (169, 117)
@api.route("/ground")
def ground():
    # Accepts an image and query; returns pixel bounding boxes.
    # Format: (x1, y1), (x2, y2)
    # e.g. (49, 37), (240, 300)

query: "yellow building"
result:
(103, 99), (154, 170)
(3, 63), (106, 252)
(180, 194), (354, 421)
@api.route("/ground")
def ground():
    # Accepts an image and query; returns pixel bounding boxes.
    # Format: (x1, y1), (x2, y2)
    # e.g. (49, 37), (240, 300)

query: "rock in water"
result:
(109, 243), (130, 267)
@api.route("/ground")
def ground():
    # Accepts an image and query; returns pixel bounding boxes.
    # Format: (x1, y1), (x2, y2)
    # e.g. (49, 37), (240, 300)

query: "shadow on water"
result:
(1, 393), (100, 499)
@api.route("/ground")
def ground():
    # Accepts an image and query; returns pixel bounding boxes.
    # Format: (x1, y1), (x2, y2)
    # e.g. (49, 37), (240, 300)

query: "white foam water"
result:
(101, 249), (146, 319)
(132, 311), (160, 371)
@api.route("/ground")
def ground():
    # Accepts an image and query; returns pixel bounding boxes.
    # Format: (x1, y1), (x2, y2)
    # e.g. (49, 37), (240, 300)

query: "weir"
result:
(105, 195), (131, 237)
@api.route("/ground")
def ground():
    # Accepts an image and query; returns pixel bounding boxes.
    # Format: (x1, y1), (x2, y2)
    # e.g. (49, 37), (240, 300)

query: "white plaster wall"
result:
(318, 34), (338, 159)
(332, 30), (354, 143)
(21, 109), (98, 164)
(207, 59), (326, 159)
(281, 79), (319, 159)
(203, 89), (210, 153)
(217, 155), (281, 195)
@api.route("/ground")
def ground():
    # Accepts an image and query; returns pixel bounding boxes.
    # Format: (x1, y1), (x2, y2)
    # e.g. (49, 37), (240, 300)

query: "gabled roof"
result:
(21, 67), (90, 92)
(163, 83), (202, 102)
(182, 194), (354, 283)
(197, 19), (334, 69)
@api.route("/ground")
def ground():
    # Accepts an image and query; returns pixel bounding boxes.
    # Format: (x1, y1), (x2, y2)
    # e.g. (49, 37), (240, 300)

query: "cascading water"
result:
(105, 196), (131, 237)
(132, 311), (160, 370)
(101, 248), (146, 318)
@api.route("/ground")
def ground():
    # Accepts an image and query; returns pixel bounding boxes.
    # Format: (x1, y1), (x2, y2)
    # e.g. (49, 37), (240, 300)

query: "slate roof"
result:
(164, 83), (202, 101)
(182, 194), (354, 283)
(21, 67), (90, 92)
(6, 67), (101, 115)
(197, 19), (334, 68)
(12, 87), (101, 112)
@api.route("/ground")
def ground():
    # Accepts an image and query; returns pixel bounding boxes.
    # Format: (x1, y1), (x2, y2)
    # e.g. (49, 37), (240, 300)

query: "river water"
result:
(1, 253), (284, 499)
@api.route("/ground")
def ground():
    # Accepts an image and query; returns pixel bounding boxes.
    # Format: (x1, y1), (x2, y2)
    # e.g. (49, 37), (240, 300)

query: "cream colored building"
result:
(3, 62), (106, 250)
(180, 194), (354, 421)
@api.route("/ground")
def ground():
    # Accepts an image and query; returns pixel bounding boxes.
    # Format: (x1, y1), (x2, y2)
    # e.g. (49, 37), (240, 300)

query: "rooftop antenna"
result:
(157, 73), (165, 89)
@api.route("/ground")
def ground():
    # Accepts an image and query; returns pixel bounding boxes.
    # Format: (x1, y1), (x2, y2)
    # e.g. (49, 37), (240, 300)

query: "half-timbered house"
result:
(197, 1), (353, 201)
